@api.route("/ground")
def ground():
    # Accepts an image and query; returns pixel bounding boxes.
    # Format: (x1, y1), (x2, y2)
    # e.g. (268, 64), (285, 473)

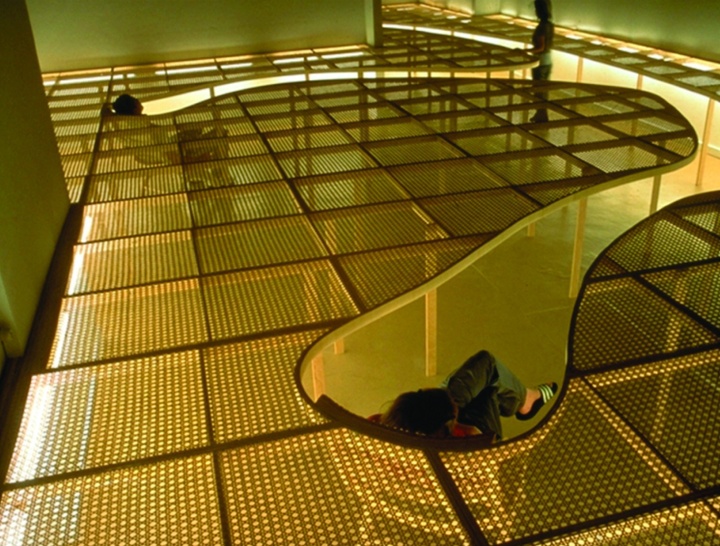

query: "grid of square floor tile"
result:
(382, 4), (720, 102)
(388, 158), (507, 197)
(9, 17), (710, 546)
(310, 202), (447, 253)
(589, 350), (720, 489)
(449, 128), (549, 156)
(80, 194), (192, 241)
(527, 122), (619, 147)
(195, 215), (327, 273)
(293, 169), (408, 210)
(534, 501), (720, 545)
(66, 231), (199, 294)
(0, 455), (222, 546)
(674, 201), (720, 236)
(183, 154), (283, 186)
(440, 380), (688, 544)
(87, 166), (186, 202)
(276, 145), (378, 177)
(594, 212), (720, 275)
(6, 351), (208, 482)
(576, 193), (720, 368)
(205, 330), (329, 442)
(219, 429), (471, 545)
(188, 181), (301, 226)
(338, 237), (488, 309)
(49, 279), (207, 367)
(363, 136), (465, 166)
(484, 150), (586, 185)
(572, 277), (719, 369)
(420, 188), (539, 236)
(643, 261), (720, 331)
(202, 261), (359, 339)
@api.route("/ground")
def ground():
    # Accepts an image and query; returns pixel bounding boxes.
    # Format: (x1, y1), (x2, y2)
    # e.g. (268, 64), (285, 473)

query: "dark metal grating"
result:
(3, 8), (718, 546)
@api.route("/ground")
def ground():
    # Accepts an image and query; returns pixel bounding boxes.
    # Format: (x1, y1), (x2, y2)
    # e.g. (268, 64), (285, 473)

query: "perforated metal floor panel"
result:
(1, 8), (718, 546)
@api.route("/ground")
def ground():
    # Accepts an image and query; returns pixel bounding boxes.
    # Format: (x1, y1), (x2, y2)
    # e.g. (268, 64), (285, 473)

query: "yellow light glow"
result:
(59, 75), (112, 85)
(416, 26), (452, 36)
(274, 57), (307, 65)
(220, 62), (254, 69)
(51, 312), (70, 368)
(156, 66), (219, 76)
(309, 71), (359, 81)
(80, 215), (93, 243)
(144, 88), (213, 115)
(383, 23), (414, 31)
(68, 249), (85, 295)
(322, 52), (365, 60)
(683, 61), (715, 72)
(9, 382), (53, 480)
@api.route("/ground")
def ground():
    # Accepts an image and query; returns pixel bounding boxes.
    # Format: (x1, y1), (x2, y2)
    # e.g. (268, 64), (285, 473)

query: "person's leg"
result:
(530, 65), (551, 122)
(492, 356), (528, 416)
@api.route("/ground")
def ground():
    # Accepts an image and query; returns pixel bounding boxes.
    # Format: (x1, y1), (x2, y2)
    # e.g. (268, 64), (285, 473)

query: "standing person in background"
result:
(528, 0), (554, 122)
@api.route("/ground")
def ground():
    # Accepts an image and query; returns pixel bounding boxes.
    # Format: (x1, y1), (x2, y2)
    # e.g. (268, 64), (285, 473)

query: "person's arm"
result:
(453, 422), (483, 436)
(443, 350), (496, 408)
(528, 35), (547, 55)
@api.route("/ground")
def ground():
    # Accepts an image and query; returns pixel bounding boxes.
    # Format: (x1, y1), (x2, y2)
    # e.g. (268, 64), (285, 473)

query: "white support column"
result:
(696, 98), (716, 187)
(365, 0), (383, 47)
(569, 198), (588, 298)
(425, 289), (437, 377)
(312, 354), (326, 400)
(576, 57), (584, 83)
(649, 175), (662, 214)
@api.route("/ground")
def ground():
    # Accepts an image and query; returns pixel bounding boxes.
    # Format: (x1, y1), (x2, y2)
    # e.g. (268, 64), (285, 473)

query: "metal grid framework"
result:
(384, 4), (720, 101)
(1, 9), (718, 546)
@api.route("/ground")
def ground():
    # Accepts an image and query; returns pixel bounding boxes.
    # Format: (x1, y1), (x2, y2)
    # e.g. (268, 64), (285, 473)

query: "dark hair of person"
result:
(535, 0), (552, 21)
(379, 389), (457, 436)
(112, 93), (140, 115)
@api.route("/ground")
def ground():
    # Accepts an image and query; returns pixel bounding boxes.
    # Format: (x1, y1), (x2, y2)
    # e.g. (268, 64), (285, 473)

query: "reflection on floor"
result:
(2, 4), (720, 545)
(312, 157), (720, 442)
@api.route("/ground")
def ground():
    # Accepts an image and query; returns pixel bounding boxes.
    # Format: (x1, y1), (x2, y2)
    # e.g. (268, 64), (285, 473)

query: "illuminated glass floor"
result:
(1, 7), (719, 545)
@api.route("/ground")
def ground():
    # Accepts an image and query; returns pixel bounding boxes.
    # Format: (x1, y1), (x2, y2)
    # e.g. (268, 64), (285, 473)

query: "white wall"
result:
(28, 0), (370, 72)
(1, 0), (69, 359)
(499, 0), (720, 63)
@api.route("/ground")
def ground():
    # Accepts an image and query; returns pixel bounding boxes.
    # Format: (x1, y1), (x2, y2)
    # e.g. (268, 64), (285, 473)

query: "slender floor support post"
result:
(569, 198), (588, 298)
(334, 339), (345, 355)
(649, 175), (662, 214)
(526, 223), (536, 237)
(697, 98), (715, 187)
(425, 289), (437, 377)
(576, 57), (584, 83)
(312, 354), (325, 400)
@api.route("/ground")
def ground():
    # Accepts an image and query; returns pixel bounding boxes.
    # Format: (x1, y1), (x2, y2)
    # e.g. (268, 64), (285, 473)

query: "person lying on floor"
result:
(369, 350), (558, 440)
(102, 94), (230, 169)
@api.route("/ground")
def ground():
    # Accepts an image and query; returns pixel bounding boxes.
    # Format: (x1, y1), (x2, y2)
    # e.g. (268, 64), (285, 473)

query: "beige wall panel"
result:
(28, 0), (368, 72)
(0, 0), (69, 357)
